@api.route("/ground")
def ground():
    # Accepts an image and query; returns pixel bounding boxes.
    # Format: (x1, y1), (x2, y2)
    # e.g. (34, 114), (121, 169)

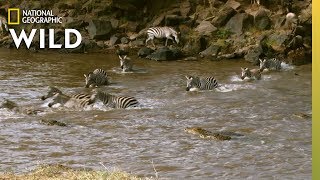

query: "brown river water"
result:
(0, 48), (311, 179)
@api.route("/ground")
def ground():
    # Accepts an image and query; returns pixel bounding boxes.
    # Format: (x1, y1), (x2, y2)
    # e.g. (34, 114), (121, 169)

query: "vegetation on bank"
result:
(0, 164), (153, 180)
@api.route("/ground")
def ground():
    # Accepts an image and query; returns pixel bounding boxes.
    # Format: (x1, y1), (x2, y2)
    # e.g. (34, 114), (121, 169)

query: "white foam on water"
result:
(216, 83), (257, 92)
(281, 62), (295, 71)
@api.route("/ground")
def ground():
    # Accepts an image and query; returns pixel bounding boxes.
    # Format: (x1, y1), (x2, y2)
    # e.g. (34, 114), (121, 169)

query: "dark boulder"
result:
(138, 47), (154, 57)
(87, 19), (113, 40)
(225, 13), (253, 34)
(199, 44), (221, 58)
(146, 47), (181, 61)
(212, 6), (236, 27)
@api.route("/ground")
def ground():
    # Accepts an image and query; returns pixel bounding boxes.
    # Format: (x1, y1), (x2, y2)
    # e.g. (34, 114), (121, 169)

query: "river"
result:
(0, 48), (311, 179)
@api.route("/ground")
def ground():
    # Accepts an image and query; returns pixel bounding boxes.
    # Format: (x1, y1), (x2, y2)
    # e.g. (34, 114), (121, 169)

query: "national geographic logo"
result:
(7, 8), (63, 24)
(8, 8), (20, 25)
(7, 8), (82, 49)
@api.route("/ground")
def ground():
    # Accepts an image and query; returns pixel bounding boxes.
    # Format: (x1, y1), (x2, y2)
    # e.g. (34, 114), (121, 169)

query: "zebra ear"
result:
(118, 55), (122, 60)
(84, 74), (87, 78)
(185, 75), (192, 80)
(259, 59), (262, 63)
(241, 67), (244, 71)
(124, 55), (127, 59)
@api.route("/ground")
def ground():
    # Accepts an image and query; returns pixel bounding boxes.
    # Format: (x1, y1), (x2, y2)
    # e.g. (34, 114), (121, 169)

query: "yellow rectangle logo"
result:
(8, 8), (20, 25)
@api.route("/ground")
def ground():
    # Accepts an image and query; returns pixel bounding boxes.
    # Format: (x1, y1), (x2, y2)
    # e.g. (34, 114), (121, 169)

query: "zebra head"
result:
(185, 75), (199, 91)
(259, 58), (268, 71)
(173, 32), (180, 44)
(240, 67), (251, 80)
(47, 93), (70, 107)
(41, 86), (62, 100)
(84, 72), (96, 88)
(119, 55), (127, 69)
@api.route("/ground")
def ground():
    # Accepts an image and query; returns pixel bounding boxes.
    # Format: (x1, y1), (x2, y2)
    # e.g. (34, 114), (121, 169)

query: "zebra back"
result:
(84, 69), (109, 88)
(185, 76), (219, 91)
(96, 91), (139, 109)
(259, 58), (281, 71)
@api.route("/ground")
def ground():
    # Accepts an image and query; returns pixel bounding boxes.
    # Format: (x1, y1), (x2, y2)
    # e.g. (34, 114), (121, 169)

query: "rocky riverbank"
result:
(0, 0), (312, 65)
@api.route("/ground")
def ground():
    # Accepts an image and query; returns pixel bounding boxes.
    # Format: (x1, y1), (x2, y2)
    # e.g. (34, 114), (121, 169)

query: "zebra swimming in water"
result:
(119, 55), (133, 72)
(240, 67), (261, 81)
(41, 87), (95, 108)
(95, 90), (139, 109)
(185, 75), (219, 91)
(145, 26), (179, 48)
(259, 58), (282, 72)
(84, 69), (109, 88)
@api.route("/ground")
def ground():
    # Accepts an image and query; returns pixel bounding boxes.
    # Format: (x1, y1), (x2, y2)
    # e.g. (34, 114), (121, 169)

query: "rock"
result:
(180, 0), (191, 17)
(299, 3), (312, 25)
(225, 13), (253, 34)
(40, 119), (67, 126)
(62, 17), (86, 29)
(0, 99), (18, 110)
(109, 35), (120, 46)
(244, 45), (263, 64)
(254, 8), (271, 30)
(199, 44), (221, 58)
(146, 47), (180, 61)
(212, 6), (236, 27)
(287, 48), (311, 65)
(265, 31), (289, 52)
(87, 19), (113, 40)
(129, 39), (144, 47)
(195, 21), (217, 36)
(165, 15), (186, 26)
(286, 35), (304, 51)
(109, 18), (119, 29)
(184, 56), (198, 61)
(138, 47), (154, 57)
(119, 21), (139, 32)
(120, 37), (129, 44)
(226, 0), (241, 10)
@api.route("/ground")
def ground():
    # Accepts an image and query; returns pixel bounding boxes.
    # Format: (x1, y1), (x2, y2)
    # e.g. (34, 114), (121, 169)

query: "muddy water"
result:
(0, 48), (311, 179)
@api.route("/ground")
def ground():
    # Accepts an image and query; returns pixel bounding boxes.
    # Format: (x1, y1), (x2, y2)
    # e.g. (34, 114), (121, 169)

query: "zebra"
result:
(95, 90), (139, 109)
(119, 55), (133, 72)
(240, 67), (262, 81)
(145, 26), (179, 48)
(84, 69), (109, 88)
(251, 0), (260, 5)
(259, 58), (282, 72)
(0, 15), (8, 35)
(41, 86), (95, 108)
(185, 75), (219, 91)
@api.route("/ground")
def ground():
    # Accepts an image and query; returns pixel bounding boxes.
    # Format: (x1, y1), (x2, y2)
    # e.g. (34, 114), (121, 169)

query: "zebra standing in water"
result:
(41, 86), (95, 108)
(145, 26), (179, 48)
(185, 75), (219, 91)
(84, 69), (109, 88)
(119, 55), (133, 72)
(240, 67), (261, 81)
(0, 15), (8, 35)
(259, 58), (282, 72)
(95, 90), (139, 109)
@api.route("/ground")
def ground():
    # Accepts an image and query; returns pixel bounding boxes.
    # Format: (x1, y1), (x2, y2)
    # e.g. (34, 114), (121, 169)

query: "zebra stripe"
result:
(145, 26), (179, 47)
(185, 76), (219, 91)
(48, 93), (94, 108)
(84, 68), (109, 88)
(41, 86), (94, 108)
(96, 91), (139, 109)
(259, 58), (281, 71)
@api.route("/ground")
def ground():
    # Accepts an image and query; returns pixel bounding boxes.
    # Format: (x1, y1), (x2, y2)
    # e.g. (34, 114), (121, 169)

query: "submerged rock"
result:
(146, 47), (182, 61)
(137, 47), (154, 57)
(40, 119), (67, 126)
